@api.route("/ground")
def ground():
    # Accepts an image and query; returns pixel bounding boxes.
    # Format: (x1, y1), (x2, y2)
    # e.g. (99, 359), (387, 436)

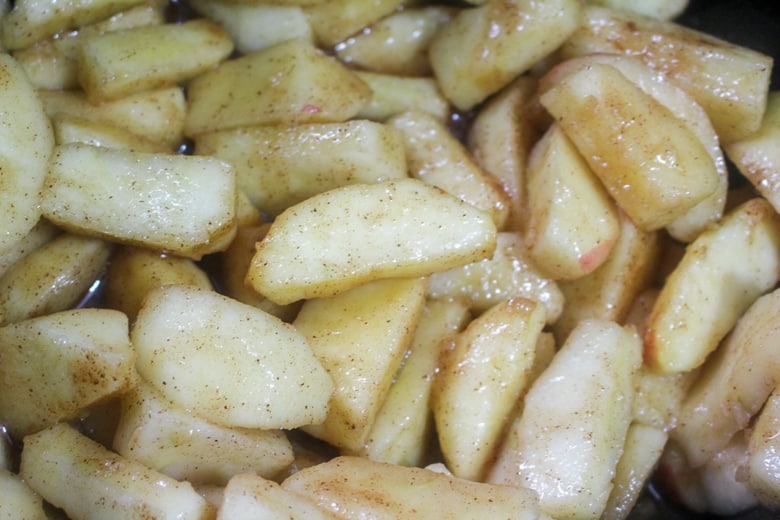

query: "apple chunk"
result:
(672, 288), (780, 467)
(562, 5), (772, 144)
(428, 0), (581, 110)
(41, 143), (236, 260)
(0, 308), (135, 438)
(488, 319), (641, 520)
(644, 198), (780, 373)
(725, 91), (780, 215)
(541, 53), (727, 242)
(20, 423), (213, 520)
(132, 284), (333, 429)
(184, 38), (371, 135)
(0, 54), (54, 254)
(540, 62), (719, 232)
(524, 124), (619, 280)
(282, 455), (546, 519)
(247, 178), (497, 305)
(113, 379), (294, 485)
(295, 277), (427, 453)
(432, 297), (546, 481)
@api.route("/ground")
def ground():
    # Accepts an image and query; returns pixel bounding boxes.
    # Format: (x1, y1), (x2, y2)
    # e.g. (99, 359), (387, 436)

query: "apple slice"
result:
(562, 5), (772, 144)
(0, 54), (54, 254)
(540, 62), (719, 232)
(672, 288), (780, 467)
(247, 178), (496, 305)
(541, 53), (727, 241)
(295, 277), (427, 453)
(282, 456), (546, 519)
(524, 123), (620, 280)
(428, 0), (581, 110)
(725, 92), (780, 215)
(432, 297), (545, 480)
(644, 198), (780, 373)
(132, 284), (333, 430)
(488, 319), (641, 519)
(20, 423), (214, 520)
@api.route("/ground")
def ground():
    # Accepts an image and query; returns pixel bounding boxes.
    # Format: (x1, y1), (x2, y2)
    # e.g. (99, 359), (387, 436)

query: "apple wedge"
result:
(105, 245), (213, 323)
(553, 211), (660, 344)
(20, 423), (214, 520)
(601, 423), (668, 520)
(388, 110), (510, 228)
(39, 87), (186, 150)
(132, 284), (333, 429)
(359, 298), (470, 466)
(13, 2), (164, 91)
(725, 91), (780, 215)
(113, 379), (294, 485)
(184, 38), (371, 135)
(672, 288), (780, 467)
(194, 119), (407, 217)
(77, 19), (233, 102)
(0, 219), (60, 280)
(0, 233), (112, 326)
(432, 297), (546, 481)
(247, 178), (497, 305)
(540, 53), (727, 241)
(295, 277), (427, 453)
(334, 6), (455, 77)
(354, 72), (449, 122)
(468, 76), (540, 232)
(218, 473), (337, 520)
(427, 231), (564, 323)
(524, 124), (620, 280)
(644, 198), (780, 373)
(305, 0), (406, 47)
(562, 5), (772, 144)
(41, 144), (237, 260)
(0, 54), (54, 254)
(2, 0), (144, 50)
(187, 0), (313, 56)
(0, 308), (135, 438)
(428, 0), (581, 110)
(282, 456), (546, 519)
(540, 62), (719, 232)
(488, 319), (641, 520)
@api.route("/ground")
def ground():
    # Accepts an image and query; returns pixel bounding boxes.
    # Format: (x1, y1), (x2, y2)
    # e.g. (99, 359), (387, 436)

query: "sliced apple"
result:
(432, 297), (545, 480)
(388, 110), (510, 228)
(725, 91), (780, 215)
(295, 277), (427, 453)
(540, 62), (719, 232)
(524, 123), (620, 280)
(359, 298), (470, 466)
(562, 5), (772, 144)
(247, 178), (497, 305)
(427, 231), (563, 323)
(0, 54), (54, 254)
(672, 288), (780, 467)
(428, 0), (581, 110)
(488, 319), (641, 520)
(132, 284), (333, 429)
(541, 53), (727, 241)
(644, 198), (780, 373)
(282, 456), (546, 519)
(20, 423), (214, 520)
